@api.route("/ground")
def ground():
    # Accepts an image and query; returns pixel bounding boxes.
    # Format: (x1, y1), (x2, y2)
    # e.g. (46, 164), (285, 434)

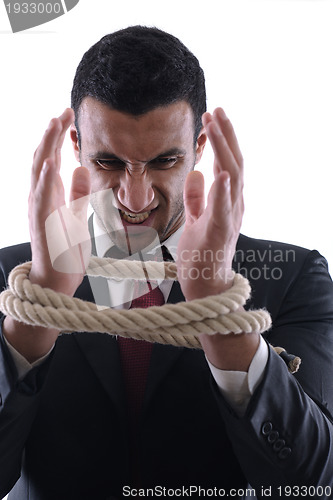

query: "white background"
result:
(0, 0), (332, 270)
(0, 2), (332, 497)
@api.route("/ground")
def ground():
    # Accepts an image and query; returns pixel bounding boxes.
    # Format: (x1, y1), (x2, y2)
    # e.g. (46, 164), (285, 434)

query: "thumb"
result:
(183, 170), (205, 224)
(69, 166), (91, 219)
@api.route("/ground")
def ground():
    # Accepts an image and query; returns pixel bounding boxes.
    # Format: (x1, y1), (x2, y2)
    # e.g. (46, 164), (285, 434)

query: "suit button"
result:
(262, 422), (273, 436)
(278, 447), (292, 460)
(267, 430), (279, 444)
(273, 439), (285, 452)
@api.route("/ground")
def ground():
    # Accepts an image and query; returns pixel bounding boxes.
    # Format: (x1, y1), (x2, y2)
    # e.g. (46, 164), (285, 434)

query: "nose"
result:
(117, 167), (154, 213)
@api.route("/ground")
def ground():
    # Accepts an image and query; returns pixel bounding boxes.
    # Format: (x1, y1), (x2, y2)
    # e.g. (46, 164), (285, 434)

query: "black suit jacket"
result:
(0, 234), (333, 499)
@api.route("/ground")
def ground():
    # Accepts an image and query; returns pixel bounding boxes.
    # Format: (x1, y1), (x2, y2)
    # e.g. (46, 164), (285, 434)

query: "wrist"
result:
(183, 274), (234, 301)
(29, 266), (81, 296)
(200, 329), (260, 372)
(3, 316), (58, 364)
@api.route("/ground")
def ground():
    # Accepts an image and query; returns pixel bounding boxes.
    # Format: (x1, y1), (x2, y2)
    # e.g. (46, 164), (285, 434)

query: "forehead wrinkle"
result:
(88, 147), (187, 165)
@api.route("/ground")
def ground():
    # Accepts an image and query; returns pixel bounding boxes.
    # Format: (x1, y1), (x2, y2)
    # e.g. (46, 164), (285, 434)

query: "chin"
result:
(108, 225), (162, 257)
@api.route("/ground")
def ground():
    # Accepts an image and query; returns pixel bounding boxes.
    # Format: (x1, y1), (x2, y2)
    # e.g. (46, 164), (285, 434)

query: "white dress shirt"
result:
(4, 216), (268, 416)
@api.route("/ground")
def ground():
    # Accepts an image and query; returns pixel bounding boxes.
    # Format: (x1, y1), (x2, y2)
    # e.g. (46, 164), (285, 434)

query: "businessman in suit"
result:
(1, 26), (333, 499)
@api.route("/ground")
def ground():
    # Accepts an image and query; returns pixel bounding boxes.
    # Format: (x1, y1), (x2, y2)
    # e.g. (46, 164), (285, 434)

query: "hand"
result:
(28, 108), (91, 295)
(178, 108), (259, 371)
(177, 108), (244, 301)
(3, 109), (91, 363)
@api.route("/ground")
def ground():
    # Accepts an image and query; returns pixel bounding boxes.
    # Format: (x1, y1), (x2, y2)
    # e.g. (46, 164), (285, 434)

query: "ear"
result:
(195, 127), (207, 165)
(70, 124), (81, 163)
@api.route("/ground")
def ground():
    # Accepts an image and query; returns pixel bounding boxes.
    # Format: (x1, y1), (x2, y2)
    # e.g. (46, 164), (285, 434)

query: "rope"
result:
(0, 258), (271, 345)
(0, 257), (300, 371)
(86, 256), (178, 280)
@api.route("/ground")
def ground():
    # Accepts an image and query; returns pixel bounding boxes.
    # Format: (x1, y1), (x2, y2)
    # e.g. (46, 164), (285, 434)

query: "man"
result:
(0, 26), (333, 500)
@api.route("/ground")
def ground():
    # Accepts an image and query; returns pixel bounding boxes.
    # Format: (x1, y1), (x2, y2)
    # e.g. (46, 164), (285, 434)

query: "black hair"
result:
(71, 26), (206, 144)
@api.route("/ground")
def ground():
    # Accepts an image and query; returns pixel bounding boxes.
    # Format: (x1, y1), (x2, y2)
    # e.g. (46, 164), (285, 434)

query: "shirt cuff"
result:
(207, 335), (269, 416)
(3, 335), (54, 381)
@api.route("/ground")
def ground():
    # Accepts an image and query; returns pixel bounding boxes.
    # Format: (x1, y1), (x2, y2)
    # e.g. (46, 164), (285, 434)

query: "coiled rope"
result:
(0, 257), (300, 371)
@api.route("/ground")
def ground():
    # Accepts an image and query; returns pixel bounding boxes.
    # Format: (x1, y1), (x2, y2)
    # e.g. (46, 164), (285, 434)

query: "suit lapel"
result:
(73, 331), (127, 419)
(73, 276), (127, 417)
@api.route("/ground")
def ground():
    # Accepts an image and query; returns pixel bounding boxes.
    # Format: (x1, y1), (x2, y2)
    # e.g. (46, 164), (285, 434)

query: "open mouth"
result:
(120, 210), (151, 224)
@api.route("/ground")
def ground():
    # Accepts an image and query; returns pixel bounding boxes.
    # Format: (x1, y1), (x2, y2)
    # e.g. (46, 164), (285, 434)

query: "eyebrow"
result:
(88, 148), (187, 162)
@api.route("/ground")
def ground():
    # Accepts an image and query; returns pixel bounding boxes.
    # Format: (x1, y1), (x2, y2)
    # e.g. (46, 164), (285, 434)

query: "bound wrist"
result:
(183, 276), (234, 301)
(29, 267), (81, 297)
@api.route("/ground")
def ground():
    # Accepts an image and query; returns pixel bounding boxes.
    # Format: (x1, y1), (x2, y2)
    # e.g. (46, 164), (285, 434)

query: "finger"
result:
(69, 167), (91, 202)
(206, 172), (243, 252)
(202, 111), (221, 178)
(35, 109), (73, 175)
(57, 108), (75, 147)
(33, 158), (65, 220)
(31, 109), (74, 191)
(205, 119), (236, 175)
(207, 171), (231, 222)
(202, 111), (213, 128)
(202, 113), (220, 178)
(54, 108), (75, 170)
(31, 119), (62, 191)
(206, 168), (244, 239)
(205, 120), (243, 204)
(213, 108), (243, 167)
(183, 170), (205, 225)
(69, 167), (91, 219)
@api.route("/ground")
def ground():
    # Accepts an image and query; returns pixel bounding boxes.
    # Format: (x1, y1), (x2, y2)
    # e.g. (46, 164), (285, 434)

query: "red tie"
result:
(115, 250), (169, 485)
(118, 281), (165, 422)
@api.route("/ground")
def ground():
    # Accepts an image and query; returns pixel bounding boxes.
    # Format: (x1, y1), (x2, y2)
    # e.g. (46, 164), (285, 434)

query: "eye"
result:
(96, 159), (126, 171)
(149, 157), (180, 169)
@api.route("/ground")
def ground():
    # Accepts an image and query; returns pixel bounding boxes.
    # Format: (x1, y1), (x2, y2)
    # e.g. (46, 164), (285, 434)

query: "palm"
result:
(29, 109), (91, 294)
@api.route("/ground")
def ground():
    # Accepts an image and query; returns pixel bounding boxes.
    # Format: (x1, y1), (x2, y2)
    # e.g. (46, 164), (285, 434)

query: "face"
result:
(71, 97), (206, 253)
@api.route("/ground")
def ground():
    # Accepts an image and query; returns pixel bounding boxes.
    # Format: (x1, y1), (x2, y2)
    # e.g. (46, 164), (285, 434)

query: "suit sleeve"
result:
(0, 250), (53, 497)
(213, 250), (333, 498)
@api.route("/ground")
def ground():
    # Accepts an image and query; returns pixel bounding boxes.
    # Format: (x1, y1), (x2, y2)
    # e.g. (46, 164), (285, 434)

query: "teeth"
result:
(120, 210), (151, 223)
